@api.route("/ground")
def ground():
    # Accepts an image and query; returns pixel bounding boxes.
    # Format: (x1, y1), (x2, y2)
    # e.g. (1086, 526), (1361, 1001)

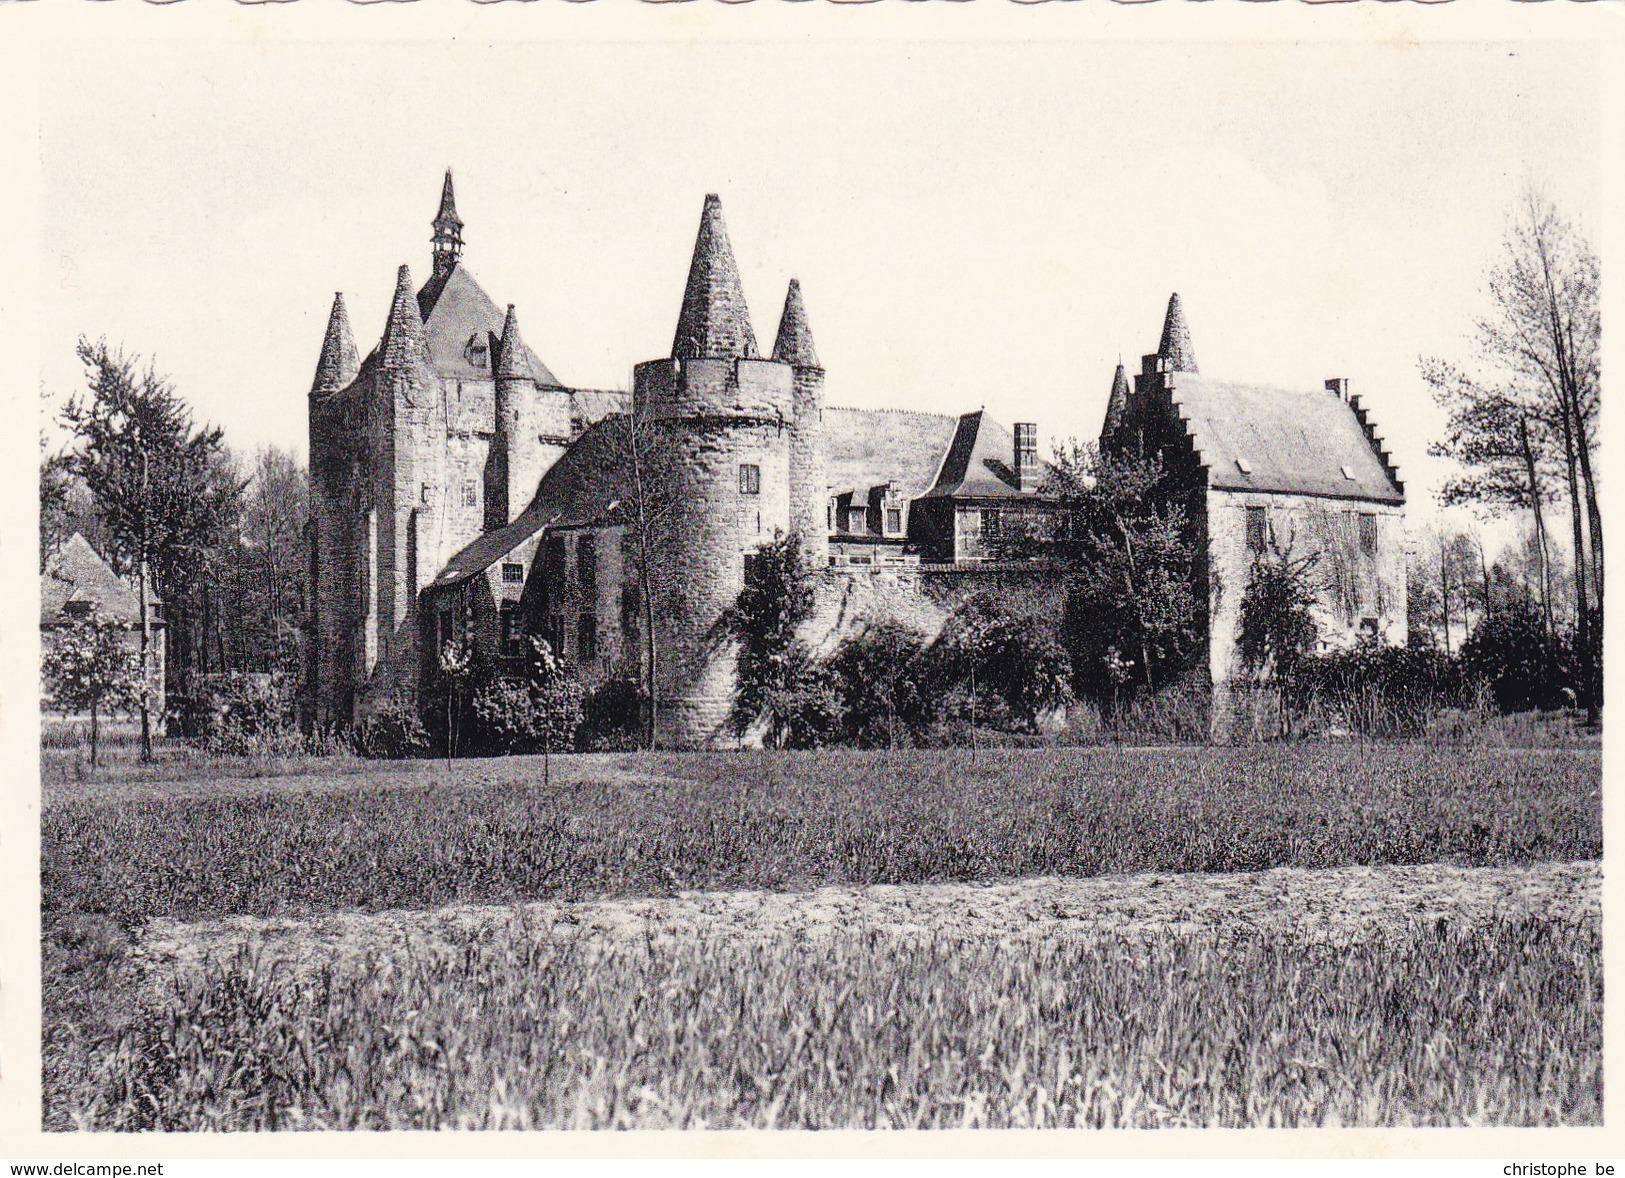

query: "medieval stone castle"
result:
(306, 173), (1406, 746)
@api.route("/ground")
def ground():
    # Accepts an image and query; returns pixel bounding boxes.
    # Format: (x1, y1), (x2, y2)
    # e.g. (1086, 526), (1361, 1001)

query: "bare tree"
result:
(598, 404), (683, 750)
(1422, 186), (1600, 711)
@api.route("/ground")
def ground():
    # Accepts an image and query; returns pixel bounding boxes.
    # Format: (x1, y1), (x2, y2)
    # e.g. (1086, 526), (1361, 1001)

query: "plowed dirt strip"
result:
(137, 859), (1598, 985)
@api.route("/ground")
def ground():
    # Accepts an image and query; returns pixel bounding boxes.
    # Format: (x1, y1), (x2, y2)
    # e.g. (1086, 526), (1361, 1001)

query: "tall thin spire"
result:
(671, 193), (759, 361)
(311, 292), (360, 397)
(1103, 361), (1130, 436)
(432, 168), (464, 282)
(771, 278), (820, 369)
(495, 303), (530, 381)
(380, 264), (430, 370)
(1157, 292), (1198, 373)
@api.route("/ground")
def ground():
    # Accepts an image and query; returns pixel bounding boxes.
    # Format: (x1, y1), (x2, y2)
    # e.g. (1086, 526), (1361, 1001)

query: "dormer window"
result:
(464, 336), (490, 369)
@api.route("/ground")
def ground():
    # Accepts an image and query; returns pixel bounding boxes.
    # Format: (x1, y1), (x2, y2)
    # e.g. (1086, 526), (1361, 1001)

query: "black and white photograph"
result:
(9, 8), (1615, 1158)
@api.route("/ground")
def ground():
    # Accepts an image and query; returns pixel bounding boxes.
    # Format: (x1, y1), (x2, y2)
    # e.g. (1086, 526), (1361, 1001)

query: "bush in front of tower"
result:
(469, 637), (585, 757)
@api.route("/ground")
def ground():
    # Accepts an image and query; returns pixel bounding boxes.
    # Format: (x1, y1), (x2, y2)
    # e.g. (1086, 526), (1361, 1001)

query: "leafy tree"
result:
(42, 611), (144, 767)
(730, 531), (832, 749)
(59, 339), (237, 758)
(1237, 542), (1321, 686)
(1050, 441), (1200, 706)
(931, 593), (1074, 735)
(1460, 597), (1573, 714)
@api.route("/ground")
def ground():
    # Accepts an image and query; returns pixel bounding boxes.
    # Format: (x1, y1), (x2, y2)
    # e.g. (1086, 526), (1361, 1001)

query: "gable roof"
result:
(41, 533), (159, 625)
(1167, 374), (1403, 504)
(918, 410), (1035, 500)
(416, 264), (561, 386)
(432, 417), (634, 587)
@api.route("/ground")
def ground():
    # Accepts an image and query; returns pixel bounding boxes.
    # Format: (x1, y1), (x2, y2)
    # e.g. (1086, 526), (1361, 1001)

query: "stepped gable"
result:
(1166, 374), (1404, 504)
(417, 265), (560, 385)
(1103, 361), (1130, 436)
(771, 278), (820, 369)
(822, 407), (957, 502)
(918, 410), (1032, 500)
(380, 265), (432, 371)
(1158, 292), (1198, 374)
(671, 194), (760, 361)
(311, 293), (360, 397)
(41, 533), (156, 625)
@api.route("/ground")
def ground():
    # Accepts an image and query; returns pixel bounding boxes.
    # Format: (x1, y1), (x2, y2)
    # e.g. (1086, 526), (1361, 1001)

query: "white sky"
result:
(39, 39), (1600, 529)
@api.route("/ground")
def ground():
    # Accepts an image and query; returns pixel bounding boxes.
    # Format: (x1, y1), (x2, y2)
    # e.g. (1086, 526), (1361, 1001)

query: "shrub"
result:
(469, 638), (584, 756)
(578, 677), (647, 751)
(352, 696), (430, 760)
(198, 674), (301, 756)
(1460, 601), (1575, 714)
(1284, 642), (1482, 737)
(829, 623), (934, 748)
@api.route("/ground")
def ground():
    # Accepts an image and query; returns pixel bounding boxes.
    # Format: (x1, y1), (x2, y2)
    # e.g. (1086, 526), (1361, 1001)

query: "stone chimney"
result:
(1326, 378), (1350, 401)
(1014, 422), (1039, 494)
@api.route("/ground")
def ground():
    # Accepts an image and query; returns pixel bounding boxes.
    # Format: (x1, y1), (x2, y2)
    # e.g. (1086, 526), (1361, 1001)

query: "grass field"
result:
(41, 744), (1603, 1131)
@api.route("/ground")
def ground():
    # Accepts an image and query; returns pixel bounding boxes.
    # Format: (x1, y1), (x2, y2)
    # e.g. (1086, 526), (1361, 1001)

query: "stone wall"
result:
(1206, 486), (1407, 741)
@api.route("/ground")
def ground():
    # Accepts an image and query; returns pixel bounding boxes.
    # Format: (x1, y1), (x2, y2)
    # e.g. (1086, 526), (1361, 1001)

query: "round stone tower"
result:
(634, 193), (793, 748)
(772, 278), (828, 571)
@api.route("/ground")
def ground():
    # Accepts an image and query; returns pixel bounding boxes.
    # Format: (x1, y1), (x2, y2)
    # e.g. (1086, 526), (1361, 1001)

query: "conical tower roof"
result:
(311, 292), (360, 397)
(495, 304), (530, 380)
(435, 169), (463, 230)
(380, 264), (431, 370)
(1103, 361), (1130, 436)
(671, 193), (759, 361)
(1158, 292), (1198, 373)
(771, 278), (820, 369)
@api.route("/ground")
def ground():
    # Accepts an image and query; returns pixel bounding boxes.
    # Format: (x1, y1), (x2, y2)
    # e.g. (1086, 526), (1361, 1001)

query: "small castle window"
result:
(499, 600), (523, 656)
(462, 481), (478, 509)
(982, 509), (1002, 538)
(1359, 513), (1377, 557)
(578, 613), (599, 662)
(1246, 505), (1268, 554)
(577, 535), (598, 594)
(847, 507), (870, 534)
(63, 600), (93, 618)
(621, 582), (640, 635)
(421, 483), (434, 504)
(502, 562), (525, 584)
(739, 464), (761, 496)
(885, 508), (903, 536)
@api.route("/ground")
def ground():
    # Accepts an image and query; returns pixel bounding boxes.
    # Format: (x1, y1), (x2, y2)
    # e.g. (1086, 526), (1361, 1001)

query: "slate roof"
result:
(416, 264), (561, 386)
(918, 410), (1037, 500)
(1167, 374), (1403, 504)
(671, 194), (760, 361)
(41, 533), (160, 626)
(433, 404), (965, 586)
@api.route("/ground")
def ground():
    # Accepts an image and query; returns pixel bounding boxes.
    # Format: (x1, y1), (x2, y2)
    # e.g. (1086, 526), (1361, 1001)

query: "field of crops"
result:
(41, 744), (1603, 1131)
(65, 913), (1600, 1130)
(43, 746), (1600, 921)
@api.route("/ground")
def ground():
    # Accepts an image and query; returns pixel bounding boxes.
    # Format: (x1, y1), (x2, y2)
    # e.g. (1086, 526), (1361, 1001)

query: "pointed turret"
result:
(380, 264), (430, 370)
(672, 194), (759, 361)
(311, 293), (360, 398)
(1157, 292), (1198, 373)
(1103, 361), (1130, 437)
(495, 303), (530, 381)
(431, 169), (465, 282)
(772, 278), (820, 370)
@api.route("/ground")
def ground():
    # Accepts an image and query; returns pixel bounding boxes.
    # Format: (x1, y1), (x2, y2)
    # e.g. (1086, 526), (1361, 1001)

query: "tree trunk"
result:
(89, 701), (99, 769)
(1518, 415), (1556, 641)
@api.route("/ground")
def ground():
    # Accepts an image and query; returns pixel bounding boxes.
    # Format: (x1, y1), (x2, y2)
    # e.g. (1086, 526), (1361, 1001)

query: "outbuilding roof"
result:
(40, 533), (160, 626)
